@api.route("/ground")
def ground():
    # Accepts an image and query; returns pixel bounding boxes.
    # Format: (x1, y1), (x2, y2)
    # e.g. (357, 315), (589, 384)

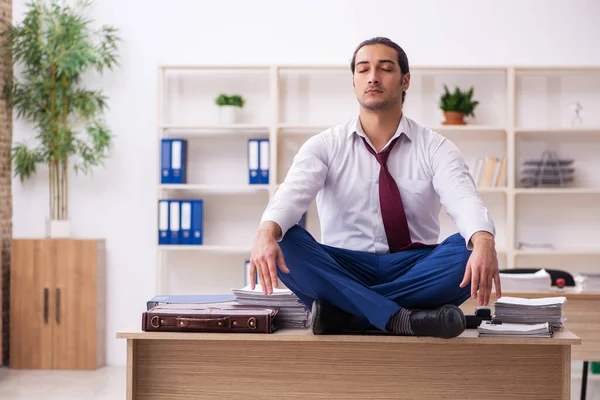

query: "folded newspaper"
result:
(493, 296), (566, 331)
(478, 320), (553, 338)
(231, 285), (311, 329)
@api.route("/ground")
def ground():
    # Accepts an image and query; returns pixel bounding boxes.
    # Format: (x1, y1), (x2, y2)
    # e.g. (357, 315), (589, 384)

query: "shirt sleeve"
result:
(429, 134), (496, 250)
(260, 133), (330, 240)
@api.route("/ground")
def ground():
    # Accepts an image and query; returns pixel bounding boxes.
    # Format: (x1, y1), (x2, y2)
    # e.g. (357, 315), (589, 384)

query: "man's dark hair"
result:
(350, 37), (409, 103)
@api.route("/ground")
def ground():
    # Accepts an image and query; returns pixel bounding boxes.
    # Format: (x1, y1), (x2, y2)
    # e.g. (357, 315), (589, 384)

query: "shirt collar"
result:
(349, 114), (412, 143)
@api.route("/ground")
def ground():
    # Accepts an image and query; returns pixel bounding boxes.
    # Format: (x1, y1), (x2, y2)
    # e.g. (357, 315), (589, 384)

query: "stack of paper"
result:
(494, 269), (552, 293)
(232, 285), (310, 329)
(575, 273), (600, 292)
(493, 296), (566, 331)
(478, 320), (552, 338)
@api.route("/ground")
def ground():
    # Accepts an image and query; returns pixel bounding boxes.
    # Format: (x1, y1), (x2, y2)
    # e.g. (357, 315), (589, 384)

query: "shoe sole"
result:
(440, 305), (467, 339)
(310, 301), (323, 335)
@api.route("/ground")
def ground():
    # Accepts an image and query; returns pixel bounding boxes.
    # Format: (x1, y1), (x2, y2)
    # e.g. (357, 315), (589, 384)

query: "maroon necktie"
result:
(361, 136), (412, 252)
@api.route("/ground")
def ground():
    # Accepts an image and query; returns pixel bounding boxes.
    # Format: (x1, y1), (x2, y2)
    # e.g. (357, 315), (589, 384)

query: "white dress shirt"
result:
(261, 114), (495, 254)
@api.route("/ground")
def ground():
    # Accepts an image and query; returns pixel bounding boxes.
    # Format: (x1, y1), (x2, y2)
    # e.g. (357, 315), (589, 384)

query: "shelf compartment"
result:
(161, 68), (272, 127)
(515, 67), (600, 129)
(161, 252), (253, 294)
(515, 194), (600, 252)
(515, 131), (600, 189)
(177, 136), (271, 187)
(403, 69), (507, 128)
(277, 68), (356, 126)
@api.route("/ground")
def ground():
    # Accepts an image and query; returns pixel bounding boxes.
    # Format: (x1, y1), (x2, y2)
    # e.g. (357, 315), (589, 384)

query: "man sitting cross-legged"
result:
(249, 37), (502, 338)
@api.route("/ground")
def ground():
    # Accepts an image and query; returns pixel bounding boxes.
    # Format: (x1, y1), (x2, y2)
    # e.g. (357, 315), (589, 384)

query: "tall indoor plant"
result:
(3, 0), (120, 237)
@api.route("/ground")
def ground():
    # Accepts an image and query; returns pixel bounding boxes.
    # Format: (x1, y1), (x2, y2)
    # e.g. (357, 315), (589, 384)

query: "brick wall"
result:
(0, 0), (12, 366)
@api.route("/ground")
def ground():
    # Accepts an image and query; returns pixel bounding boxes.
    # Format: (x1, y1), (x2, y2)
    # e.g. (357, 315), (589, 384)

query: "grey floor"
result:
(0, 363), (598, 399)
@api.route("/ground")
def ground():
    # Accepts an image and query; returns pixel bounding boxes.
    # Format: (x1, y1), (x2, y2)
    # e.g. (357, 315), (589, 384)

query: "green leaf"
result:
(438, 85), (479, 117)
(3, 0), (121, 183)
(11, 141), (43, 182)
(215, 93), (245, 107)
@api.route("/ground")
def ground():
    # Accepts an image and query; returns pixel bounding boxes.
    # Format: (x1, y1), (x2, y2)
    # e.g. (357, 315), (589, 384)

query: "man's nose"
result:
(368, 72), (380, 85)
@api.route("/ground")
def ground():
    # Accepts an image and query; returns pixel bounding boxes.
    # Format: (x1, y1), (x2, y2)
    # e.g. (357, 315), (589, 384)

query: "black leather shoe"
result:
(409, 304), (466, 339)
(310, 300), (369, 335)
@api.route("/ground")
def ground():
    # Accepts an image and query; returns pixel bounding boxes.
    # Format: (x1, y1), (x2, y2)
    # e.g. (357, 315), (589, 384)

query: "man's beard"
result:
(359, 92), (402, 111)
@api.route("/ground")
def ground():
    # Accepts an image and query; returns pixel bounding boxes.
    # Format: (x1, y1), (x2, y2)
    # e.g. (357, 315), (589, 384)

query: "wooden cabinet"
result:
(10, 239), (105, 369)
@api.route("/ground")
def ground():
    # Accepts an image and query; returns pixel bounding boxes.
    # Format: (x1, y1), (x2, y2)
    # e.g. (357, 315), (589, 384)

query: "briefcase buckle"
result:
(248, 317), (257, 329)
(151, 316), (160, 328)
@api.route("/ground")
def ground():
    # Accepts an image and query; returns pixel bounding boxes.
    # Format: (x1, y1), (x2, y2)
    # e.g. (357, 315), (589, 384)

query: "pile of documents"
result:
(478, 321), (553, 338)
(494, 269), (552, 293)
(231, 285), (310, 329)
(575, 273), (600, 292)
(493, 296), (566, 331)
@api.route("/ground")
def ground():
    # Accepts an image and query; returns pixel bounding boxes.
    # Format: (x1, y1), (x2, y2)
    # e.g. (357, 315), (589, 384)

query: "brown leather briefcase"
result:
(142, 302), (279, 333)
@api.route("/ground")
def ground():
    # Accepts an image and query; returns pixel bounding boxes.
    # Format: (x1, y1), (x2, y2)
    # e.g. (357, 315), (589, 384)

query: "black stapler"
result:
(465, 306), (492, 329)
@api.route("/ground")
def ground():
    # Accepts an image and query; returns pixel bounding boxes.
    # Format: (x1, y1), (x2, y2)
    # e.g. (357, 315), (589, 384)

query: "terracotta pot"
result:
(442, 111), (466, 125)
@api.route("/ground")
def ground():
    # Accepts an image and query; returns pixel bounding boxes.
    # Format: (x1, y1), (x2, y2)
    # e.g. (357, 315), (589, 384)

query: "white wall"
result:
(11, 0), (600, 366)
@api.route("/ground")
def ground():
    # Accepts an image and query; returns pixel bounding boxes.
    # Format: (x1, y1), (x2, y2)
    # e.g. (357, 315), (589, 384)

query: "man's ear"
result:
(402, 72), (411, 90)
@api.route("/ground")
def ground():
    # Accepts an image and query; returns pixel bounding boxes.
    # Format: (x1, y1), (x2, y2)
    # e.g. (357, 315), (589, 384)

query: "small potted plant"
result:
(439, 85), (479, 125)
(215, 93), (245, 124)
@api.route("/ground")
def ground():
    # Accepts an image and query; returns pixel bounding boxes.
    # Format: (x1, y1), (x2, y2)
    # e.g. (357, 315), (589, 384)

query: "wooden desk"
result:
(117, 327), (580, 400)
(461, 291), (600, 361)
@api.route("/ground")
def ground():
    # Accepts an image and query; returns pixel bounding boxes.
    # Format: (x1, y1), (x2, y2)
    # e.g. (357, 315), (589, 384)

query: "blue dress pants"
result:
(277, 225), (473, 331)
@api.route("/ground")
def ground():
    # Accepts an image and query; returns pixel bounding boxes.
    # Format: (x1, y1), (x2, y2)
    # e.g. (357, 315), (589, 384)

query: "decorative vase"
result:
(218, 105), (241, 125)
(442, 111), (466, 125)
(46, 218), (71, 238)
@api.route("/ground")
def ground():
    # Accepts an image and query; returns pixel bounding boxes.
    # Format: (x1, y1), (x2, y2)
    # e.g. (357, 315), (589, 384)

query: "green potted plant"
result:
(4, 0), (121, 238)
(439, 85), (479, 125)
(215, 93), (245, 124)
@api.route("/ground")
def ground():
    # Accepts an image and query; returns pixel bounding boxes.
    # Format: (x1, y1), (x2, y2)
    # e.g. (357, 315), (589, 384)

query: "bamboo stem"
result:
(54, 160), (60, 220)
(62, 75), (69, 220)
(59, 160), (64, 220)
(49, 157), (55, 219)
(64, 158), (68, 219)
(50, 63), (58, 220)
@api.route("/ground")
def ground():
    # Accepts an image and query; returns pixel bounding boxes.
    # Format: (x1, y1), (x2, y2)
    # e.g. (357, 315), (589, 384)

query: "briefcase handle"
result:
(176, 316), (232, 329)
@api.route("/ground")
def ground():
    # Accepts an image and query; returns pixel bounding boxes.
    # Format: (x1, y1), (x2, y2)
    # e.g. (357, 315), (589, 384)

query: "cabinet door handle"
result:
(56, 288), (61, 324)
(43, 288), (49, 324)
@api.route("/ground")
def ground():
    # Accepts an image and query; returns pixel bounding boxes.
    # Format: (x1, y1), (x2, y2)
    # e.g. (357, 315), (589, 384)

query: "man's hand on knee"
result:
(249, 222), (290, 295)
(459, 231), (501, 306)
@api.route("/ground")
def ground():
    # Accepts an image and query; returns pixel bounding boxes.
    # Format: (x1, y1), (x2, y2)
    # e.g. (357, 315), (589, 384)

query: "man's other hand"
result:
(249, 222), (290, 295)
(459, 231), (501, 306)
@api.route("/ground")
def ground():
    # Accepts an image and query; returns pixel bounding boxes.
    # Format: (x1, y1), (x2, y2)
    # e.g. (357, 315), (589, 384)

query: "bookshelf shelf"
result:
(515, 127), (600, 134)
(155, 64), (600, 294)
(478, 187), (508, 194)
(159, 184), (271, 194)
(515, 249), (600, 256)
(158, 245), (253, 253)
(434, 125), (506, 133)
(515, 188), (600, 195)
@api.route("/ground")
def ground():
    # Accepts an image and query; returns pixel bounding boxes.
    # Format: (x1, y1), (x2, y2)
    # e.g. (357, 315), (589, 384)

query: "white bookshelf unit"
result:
(156, 64), (600, 294)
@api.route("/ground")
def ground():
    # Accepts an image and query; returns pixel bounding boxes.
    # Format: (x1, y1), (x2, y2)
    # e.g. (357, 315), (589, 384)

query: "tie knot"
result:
(376, 151), (390, 166)
(361, 136), (398, 167)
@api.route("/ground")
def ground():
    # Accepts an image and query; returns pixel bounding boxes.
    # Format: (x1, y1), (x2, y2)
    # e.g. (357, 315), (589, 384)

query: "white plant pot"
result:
(46, 219), (71, 238)
(218, 105), (241, 125)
